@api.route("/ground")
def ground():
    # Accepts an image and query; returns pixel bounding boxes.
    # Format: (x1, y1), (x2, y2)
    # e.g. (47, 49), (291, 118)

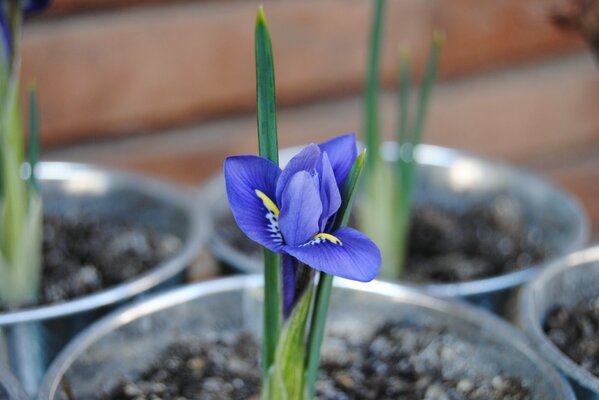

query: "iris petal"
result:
(224, 155), (283, 252)
(318, 133), (358, 190)
(278, 171), (322, 246)
(318, 152), (341, 231)
(283, 227), (381, 282)
(276, 143), (320, 204)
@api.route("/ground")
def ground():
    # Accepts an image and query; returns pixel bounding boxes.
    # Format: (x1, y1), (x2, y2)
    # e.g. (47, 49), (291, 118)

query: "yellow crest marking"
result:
(254, 189), (280, 218)
(314, 233), (343, 245)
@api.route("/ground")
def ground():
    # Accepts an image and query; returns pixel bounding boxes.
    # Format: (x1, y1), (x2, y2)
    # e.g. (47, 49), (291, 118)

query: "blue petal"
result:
(283, 227), (381, 282)
(278, 171), (322, 246)
(282, 255), (298, 318)
(318, 152), (341, 231)
(224, 155), (283, 252)
(276, 144), (320, 204)
(318, 133), (358, 190)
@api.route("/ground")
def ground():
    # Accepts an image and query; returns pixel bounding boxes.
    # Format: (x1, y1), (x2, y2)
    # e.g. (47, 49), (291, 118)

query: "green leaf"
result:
(255, 6), (282, 379)
(304, 151), (366, 398)
(363, 0), (385, 176)
(255, 6), (279, 165)
(28, 82), (40, 192)
(1, 78), (26, 267)
(396, 48), (412, 146)
(263, 286), (313, 400)
(411, 31), (444, 148)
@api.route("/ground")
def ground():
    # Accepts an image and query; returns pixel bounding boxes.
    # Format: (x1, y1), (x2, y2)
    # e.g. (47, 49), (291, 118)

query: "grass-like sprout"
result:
(0, 1), (43, 307)
(361, 0), (444, 279)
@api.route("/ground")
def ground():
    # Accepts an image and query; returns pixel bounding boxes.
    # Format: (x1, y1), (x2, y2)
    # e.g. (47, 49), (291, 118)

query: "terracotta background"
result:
(20, 0), (599, 237)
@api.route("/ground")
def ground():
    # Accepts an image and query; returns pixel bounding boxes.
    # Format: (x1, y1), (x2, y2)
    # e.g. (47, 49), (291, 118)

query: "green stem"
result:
(255, 7), (281, 379)
(364, 0), (385, 176)
(305, 151), (366, 397)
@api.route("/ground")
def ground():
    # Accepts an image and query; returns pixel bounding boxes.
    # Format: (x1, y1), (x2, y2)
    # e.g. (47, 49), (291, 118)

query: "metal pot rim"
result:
(0, 161), (209, 325)
(207, 143), (589, 297)
(38, 274), (575, 399)
(519, 245), (599, 393)
(0, 366), (28, 400)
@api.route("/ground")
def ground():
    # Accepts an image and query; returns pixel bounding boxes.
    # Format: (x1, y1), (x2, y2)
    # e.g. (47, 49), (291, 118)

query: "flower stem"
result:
(305, 151), (366, 397)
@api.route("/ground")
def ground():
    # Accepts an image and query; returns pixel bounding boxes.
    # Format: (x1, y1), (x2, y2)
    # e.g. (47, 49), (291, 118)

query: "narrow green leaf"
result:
(336, 150), (366, 230)
(2, 79), (26, 266)
(28, 82), (39, 192)
(396, 48), (411, 146)
(255, 6), (282, 379)
(399, 31), (444, 225)
(262, 248), (282, 378)
(256, 6), (279, 165)
(411, 31), (444, 147)
(263, 286), (313, 400)
(364, 0), (385, 176)
(305, 151), (366, 398)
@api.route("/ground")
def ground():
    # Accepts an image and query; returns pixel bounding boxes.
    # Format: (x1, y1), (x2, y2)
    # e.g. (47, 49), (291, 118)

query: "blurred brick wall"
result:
(23, 0), (584, 147)
(19, 0), (599, 233)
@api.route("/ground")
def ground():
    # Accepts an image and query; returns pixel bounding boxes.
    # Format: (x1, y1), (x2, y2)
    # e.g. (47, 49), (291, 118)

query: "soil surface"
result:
(544, 295), (599, 378)
(106, 322), (531, 400)
(3, 213), (181, 310)
(217, 204), (548, 283)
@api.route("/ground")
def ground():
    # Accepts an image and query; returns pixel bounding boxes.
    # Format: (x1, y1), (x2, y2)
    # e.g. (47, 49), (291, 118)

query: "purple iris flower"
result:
(224, 133), (381, 314)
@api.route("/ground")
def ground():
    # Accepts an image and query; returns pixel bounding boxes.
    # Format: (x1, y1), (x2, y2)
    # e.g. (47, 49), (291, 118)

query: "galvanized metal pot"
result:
(519, 246), (599, 400)
(0, 162), (209, 397)
(207, 143), (588, 313)
(38, 275), (574, 399)
(0, 367), (28, 400)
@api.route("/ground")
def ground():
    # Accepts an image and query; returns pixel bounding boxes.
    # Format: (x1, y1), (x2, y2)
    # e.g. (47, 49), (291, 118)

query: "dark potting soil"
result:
(106, 322), (531, 400)
(217, 204), (547, 283)
(543, 295), (599, 378)
(5, 213), (182, 309)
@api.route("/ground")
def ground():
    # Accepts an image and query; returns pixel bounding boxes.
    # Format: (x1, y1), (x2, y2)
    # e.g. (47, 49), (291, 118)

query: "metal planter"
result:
(208, 143), (588, 313)
(38, 275), (573, 399)
(519, 246), (599, 400)
(0, 367), (27, 400)
(0, 162), (209, 397)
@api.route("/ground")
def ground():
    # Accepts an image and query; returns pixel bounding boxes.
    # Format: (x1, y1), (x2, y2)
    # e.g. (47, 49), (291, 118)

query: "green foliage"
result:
(0, 1), (43, 307)
(255, 6), (282, 379)
(361, 0), (444, 279)
(364, 0), (385, 177)
(262, 287), (313, 400)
